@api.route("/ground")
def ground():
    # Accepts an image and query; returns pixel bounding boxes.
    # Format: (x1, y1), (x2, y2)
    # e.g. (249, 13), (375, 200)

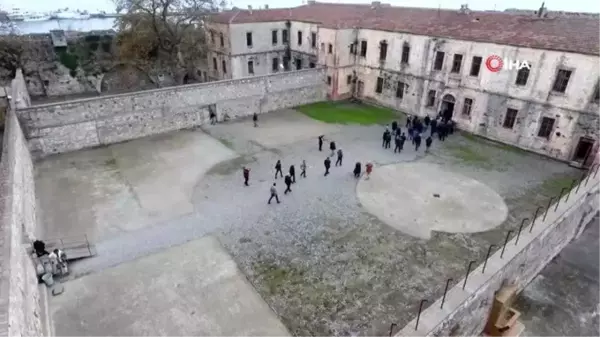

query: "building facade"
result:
(208, 2), (600, 164)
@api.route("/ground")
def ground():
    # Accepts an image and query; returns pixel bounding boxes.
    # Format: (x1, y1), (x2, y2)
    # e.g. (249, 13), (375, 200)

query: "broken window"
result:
(401, 43), (410, 64)
(451, 54), (463, 73)
(297, 31), (303, 46)
(462, 98), (473, 116)
(360, 40), (367, 57)
(282, 29), (288, 43)
(375, 77), (383, 93)
(222, 60), (227, 74)
(426, 90), (436, 107)
(379, 40), (388, 61)
(502, 108), (518, 129)
(328, 43), (333, 54)
(396, 81), (405, 99)
(433, 51), (445, 70)
(470, 56), (482, 76)
(515, 67), (530, 86)
(212, 57), (217, 71)
(327, 76), (332, 86)
(311, 32), (317, 48)
(538, 117), (555, 138)
(272, 30), (278, 45)
(272, 57), (279, 71)
(552, 69), (572, 93)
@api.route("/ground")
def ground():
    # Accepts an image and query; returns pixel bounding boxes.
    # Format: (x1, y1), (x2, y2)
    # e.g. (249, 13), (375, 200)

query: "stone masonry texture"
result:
(0, 110), (43, 337)
(397, 178), (600, 336)
(17, 68), (327, 157)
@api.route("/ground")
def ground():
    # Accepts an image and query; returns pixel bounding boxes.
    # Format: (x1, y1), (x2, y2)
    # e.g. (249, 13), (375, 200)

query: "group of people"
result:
(33, 240), (68, 279)
(382, 113), (456, 154)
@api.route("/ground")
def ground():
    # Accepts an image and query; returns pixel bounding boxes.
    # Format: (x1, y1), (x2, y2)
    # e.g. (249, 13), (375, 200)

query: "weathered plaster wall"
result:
(18, 68), (326, 157)
(0, 108), (43, 337)
(397, 175), (600, 336)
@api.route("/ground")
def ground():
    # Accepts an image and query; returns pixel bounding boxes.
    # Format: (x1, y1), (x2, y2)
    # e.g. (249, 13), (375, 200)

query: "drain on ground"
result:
(433, 193), (440, 198)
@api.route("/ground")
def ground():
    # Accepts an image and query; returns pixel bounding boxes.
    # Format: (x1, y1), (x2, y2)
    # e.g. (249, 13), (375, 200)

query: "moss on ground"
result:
(297, 101), (402, 125)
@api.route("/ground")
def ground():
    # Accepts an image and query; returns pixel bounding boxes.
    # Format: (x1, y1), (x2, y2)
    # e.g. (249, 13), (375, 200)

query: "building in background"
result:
(207, 1), (599, 164)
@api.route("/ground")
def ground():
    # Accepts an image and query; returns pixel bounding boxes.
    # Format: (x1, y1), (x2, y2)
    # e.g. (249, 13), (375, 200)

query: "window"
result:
(272, 57), (279, 71)
(295, 58), (302, 70)
(283, 58), (290, 71)
(309, 62), (315, 68)
(247, 60), (254, 74)
(272, 30), (278, 45)
(246, 32), (253, 47)
(347, 75), (352, 84)
(311, 32), (316, 48)
(327, 76), (332, 86)
(297, 31), (303, 46)
(222, 60), (227, 74)
(350, 42), (357, 55)
(210, 31), (215, 44)
(401, 44), (410, 64)
(321, 42), (325, 51)
(538, 117), (555, 138)
(282, 29), (288, 43)
(212, 57), (217, 71)
(360, 40), (367, 57)
(462, 98), (473, 116)
(593, 83), (600, 103)
(426, 90), (436, 107)
(515, 67), (530, 86)
(379, 40), (388, 61)
(552, 69), (572, 93)
(396, 81), (405, 99)
(433, 51), (445, 70)
(220, 33), (224, 47)
(502, 108), (518, 129)
(451, 54), (463, 73)
(375, 77), (383, 94)
(470, 56), (482, 76)
(328, 43), (333, 54)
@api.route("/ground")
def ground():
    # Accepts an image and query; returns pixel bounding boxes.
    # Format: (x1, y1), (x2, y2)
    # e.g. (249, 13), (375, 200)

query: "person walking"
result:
(353, 162), (362, 178)
(365, 162), (373, 179)
(329, 140), (336, 157)
(425, 136), (433, 153)
(243, 167), (250, 186)
(300, 160), (307, 178)
(284, 175), (292, 194)
(268, 183), (280, 204)
(253, 112), (258, 127)
(414, 132), (422, 151)
(274, 160), (283, 179)
(335, 149), (343, 166)
(382, 130), (387, 148)
(324, 157), (331, 176)
(318, 135), (324, 151)
(394, 135), (402, 153)
(289, 165), (296, 183)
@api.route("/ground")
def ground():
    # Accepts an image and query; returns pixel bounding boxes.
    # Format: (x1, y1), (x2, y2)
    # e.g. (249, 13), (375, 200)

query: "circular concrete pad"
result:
(356, 162), (508, 239)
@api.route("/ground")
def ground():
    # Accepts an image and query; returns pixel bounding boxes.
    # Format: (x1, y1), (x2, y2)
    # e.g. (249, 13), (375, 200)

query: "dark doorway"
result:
(572, 137), (595, 163)
(295, 58), (302, 70)
(441, 94), (456, 120)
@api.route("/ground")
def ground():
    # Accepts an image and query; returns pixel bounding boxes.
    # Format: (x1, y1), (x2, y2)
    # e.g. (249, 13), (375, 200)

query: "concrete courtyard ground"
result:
(35, 103), (582, 336)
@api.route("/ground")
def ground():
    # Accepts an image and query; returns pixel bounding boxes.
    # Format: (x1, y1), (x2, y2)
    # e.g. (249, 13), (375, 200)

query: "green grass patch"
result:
(539, 174), (581, 197)
(447, 144), (490, 166)
(296, 101), (401, 125)
(460, 132), (529, 156)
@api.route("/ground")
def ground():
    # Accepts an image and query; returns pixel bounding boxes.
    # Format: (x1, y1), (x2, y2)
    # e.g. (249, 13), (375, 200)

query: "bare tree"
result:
(113, 0), (218, 84)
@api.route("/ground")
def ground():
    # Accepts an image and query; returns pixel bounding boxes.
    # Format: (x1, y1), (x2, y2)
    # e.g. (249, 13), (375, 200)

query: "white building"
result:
(207, 2), (600, 164)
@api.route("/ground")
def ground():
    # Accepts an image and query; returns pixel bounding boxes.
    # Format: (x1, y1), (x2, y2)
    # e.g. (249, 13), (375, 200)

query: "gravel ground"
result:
(59, 110), (581, 336)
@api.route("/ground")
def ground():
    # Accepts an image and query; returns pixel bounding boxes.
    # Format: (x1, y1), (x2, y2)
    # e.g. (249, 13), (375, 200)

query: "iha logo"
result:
(485, 55), (531, 72)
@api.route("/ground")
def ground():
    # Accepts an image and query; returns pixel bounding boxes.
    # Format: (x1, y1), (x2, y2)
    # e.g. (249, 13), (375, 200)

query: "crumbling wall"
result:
(18, 68), (327, 157)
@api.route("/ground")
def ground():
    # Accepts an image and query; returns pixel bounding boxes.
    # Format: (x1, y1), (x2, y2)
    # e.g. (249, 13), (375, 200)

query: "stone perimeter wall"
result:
(397, 175), (600, 336)
(0, 109), (43, 336)
(16, 68), (327, 157)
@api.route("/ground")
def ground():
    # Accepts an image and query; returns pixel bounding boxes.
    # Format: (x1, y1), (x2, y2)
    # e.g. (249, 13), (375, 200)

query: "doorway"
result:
(295, 58), (302, 70)
(357, 80), (364, 97)
(440, 94), (456, 120)
(572, 137), (595, 164)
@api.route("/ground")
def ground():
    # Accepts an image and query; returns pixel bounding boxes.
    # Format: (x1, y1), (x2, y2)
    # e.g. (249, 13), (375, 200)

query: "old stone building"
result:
(207, 1), (600, 164)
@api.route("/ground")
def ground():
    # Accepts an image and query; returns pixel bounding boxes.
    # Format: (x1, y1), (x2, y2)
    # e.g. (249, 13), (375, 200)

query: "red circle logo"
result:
(485, 55), (503, 72)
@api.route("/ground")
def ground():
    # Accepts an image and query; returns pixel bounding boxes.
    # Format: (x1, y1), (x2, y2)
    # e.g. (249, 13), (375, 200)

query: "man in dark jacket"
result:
(318, 135), (324, 151)
(324, 157), (331, 176)
(243, 167), (250, 186)
(284, 175), (292, 194)
(425, 136), (433, 153)
(414, 132), (422, 151)
(289, 165), (296, 183)
(275, 160), (283, 179)
(336, 149), (343, 166)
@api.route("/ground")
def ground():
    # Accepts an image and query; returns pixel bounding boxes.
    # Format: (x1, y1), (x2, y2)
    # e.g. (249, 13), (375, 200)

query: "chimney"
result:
(459, 4), (471, 14)
(248, 5), (252, 13)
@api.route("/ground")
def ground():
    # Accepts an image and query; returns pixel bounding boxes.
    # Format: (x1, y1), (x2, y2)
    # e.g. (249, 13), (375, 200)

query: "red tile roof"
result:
(210, 2), (600, 55)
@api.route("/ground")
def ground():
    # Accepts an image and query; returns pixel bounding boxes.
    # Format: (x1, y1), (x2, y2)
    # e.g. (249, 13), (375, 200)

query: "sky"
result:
(0, 0), (599, 14)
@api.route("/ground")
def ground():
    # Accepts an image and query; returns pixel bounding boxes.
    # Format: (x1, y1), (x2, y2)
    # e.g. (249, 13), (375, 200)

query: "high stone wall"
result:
(17, 68), (327, 157)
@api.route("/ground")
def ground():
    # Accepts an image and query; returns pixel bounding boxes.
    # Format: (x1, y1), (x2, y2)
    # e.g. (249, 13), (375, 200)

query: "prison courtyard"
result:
(32, 102), (587, 336)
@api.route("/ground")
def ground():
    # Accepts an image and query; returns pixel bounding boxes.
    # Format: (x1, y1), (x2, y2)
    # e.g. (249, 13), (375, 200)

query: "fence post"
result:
(482, 245), (496, 273)
(389, 323), (397, 337)
(462, 260), (476, 290)
(564, 179), (578, 203)
(415, 299), (428, 331)
(555, 188), (567, 211)
(440, 278), (453, 309)
(543, 197), (555, 222)
(500, 230), (513, 258)
(530, 206), (544, 233)
(515, 218), (528, 245)
(576, 173), (585, 193)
